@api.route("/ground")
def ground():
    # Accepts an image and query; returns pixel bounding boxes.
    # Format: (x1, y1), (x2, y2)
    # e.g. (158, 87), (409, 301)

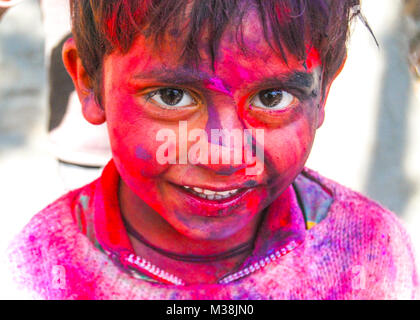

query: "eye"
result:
(250, 89), (295, 110)
(147, 88), (196, 108)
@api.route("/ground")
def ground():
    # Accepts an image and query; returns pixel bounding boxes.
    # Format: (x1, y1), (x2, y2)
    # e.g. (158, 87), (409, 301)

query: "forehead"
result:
(105, 7), (318, 88)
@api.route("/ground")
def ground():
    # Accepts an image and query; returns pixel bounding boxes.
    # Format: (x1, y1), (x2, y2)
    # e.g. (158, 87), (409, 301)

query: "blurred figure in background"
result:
(405, 0), (420, 101)
(0, 0), (18, 18)
(0, 0), (111, 190)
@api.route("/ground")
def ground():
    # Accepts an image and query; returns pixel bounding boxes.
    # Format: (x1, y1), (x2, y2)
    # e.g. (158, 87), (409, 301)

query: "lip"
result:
(168, 182), (258, 216)
(167, 179), (258, 192)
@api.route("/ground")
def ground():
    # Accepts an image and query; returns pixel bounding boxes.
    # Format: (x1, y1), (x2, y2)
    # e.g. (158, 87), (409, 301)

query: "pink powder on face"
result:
(203, 77), (233, 97)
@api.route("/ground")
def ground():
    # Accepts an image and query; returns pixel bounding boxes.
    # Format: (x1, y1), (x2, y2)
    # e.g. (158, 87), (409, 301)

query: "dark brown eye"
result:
(158, 88), (184, 106)
(259, 89), (283, 108)
(251, 89), (294, 110)
(147, 88), (195, 108)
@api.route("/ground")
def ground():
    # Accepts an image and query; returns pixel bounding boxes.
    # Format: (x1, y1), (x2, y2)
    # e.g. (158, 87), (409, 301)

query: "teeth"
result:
(203, 189), (216, 195)
(182, 186), (241, 200)
(220, 190), (239, 196)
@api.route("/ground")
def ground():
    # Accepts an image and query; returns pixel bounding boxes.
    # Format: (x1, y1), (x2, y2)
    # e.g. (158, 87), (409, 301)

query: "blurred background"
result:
(0, 0), (420, 297)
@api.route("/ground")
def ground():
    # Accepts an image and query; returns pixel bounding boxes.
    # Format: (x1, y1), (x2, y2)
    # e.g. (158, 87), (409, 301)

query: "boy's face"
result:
(99, 11), (325, 240)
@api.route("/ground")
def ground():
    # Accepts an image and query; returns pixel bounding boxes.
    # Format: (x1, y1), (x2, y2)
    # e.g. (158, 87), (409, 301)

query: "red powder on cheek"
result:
(237, 94), (267, 128)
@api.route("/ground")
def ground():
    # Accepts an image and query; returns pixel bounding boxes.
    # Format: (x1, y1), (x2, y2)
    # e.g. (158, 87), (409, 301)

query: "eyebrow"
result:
(133, 69), (315, 91)
(256, 72), (315, 91)
(133, 68), (211, 85)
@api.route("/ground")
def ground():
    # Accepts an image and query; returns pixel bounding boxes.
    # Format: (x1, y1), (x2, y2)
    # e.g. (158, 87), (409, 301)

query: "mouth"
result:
(168, 181), (257, 214)
(181, 186), (242, 201)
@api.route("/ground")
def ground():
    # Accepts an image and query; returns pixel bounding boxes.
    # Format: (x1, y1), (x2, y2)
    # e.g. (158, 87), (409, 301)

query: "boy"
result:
(8, 0), (419, 299)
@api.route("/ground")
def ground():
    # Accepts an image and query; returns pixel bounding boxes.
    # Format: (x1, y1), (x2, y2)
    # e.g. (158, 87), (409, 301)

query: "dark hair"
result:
(69, 0), (367, 101)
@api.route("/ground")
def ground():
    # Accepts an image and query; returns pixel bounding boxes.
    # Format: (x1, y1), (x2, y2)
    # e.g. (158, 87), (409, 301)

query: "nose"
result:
(193, 95), (258, 175)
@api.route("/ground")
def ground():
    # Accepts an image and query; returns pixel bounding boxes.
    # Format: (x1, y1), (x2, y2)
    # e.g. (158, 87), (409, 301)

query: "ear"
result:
(316, 54), (347, 129)
(62, 37), (106, 125)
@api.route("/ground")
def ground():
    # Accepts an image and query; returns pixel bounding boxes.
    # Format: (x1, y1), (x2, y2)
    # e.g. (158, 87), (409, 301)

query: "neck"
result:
(122, 214), (255, 263)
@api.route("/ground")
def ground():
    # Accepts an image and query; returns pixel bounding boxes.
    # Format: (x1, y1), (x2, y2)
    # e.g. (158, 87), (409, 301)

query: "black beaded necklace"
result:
(122, 216), (254, 263)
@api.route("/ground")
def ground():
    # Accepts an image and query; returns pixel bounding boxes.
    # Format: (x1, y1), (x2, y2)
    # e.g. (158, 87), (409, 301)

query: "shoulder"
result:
(6, 180), (99, 299)
(5, 177), (166, 300)
(303, 168), (419, 299)
(303, 167), (413, 242)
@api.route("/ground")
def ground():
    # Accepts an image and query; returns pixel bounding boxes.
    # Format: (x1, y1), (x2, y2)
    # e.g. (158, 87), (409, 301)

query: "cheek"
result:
(264, 116), (316, 178)
(109, 123), (171, 189)
(105, 93), (172, 181)
(105, 95), (208, 184)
